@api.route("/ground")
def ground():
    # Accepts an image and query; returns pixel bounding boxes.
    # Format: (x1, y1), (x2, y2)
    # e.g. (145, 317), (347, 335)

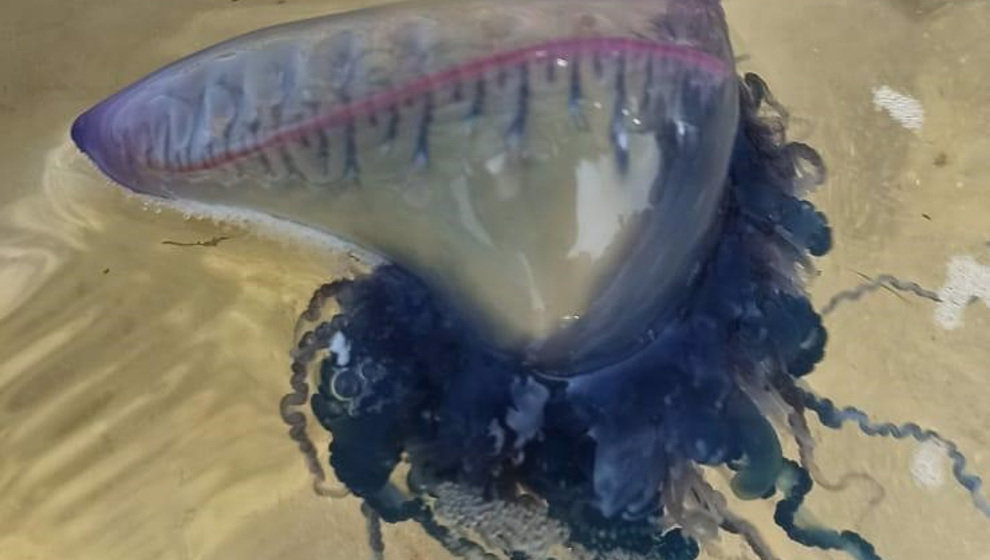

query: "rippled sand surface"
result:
(1, 1), (988, 559)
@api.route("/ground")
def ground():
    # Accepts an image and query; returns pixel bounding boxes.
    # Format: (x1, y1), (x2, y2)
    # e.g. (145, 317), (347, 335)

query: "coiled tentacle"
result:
(798, 388), (990, 518)
(774, 460), (882, 560)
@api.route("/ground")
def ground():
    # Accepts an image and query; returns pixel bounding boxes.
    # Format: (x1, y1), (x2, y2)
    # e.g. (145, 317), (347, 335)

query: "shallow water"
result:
(1, 1), (988, 559)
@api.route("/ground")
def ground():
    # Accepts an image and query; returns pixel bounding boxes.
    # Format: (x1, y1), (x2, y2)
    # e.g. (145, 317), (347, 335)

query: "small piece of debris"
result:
(161, 235), (231, 248)
(102, 268), (110, 274)
(933, 152), (948, 167)
(922, 213), (932, 221)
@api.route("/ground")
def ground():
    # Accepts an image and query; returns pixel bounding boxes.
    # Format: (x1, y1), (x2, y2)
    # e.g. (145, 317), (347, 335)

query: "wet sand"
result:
(1, 1), (988, 559)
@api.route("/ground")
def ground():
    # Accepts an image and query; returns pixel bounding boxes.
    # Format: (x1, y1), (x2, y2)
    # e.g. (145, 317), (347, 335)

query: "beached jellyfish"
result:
(72, 0), (988, 558)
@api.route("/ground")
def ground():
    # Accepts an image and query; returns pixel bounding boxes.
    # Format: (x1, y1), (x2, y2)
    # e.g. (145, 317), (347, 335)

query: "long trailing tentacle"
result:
(280, 281), (351, 499)
(797, 387), (990, 518)
(786, 408), (886, 528)
(773, 460), (882, 560)
(279, 360), (349, 498)
(735, 360), (886, 531)
(756, 370), (887, 527)
(667, 465), (783, 560)
(820, 274), (941, 316)
(361, 501), (386, 560)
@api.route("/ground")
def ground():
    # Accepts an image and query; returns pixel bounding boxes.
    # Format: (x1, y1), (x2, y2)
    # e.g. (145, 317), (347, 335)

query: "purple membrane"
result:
(72, 0), (739, 370)
(73, 1), (989, 559)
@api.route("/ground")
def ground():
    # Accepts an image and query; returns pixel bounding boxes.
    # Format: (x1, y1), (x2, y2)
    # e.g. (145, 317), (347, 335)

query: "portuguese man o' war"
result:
(72, 0), (989, 559)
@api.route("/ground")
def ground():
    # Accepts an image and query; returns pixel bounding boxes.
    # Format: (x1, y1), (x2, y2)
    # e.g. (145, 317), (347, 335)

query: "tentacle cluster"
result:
(280, 73), (988, 559)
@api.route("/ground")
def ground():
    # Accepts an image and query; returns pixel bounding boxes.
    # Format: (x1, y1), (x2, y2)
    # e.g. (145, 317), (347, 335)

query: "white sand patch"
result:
(935, 255), (990, 329)
(910, 439), (948, 489)
(872, 85), (925, 130)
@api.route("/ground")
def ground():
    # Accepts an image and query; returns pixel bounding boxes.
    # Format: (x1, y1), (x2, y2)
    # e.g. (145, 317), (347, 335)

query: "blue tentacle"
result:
(798, 388), (990, 518)
(774, 460), (882, 560)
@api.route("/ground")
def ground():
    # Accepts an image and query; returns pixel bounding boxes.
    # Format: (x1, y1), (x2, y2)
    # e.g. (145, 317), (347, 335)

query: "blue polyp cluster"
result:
(301, 74), (887, 560)
(307, 265), (702, 558)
